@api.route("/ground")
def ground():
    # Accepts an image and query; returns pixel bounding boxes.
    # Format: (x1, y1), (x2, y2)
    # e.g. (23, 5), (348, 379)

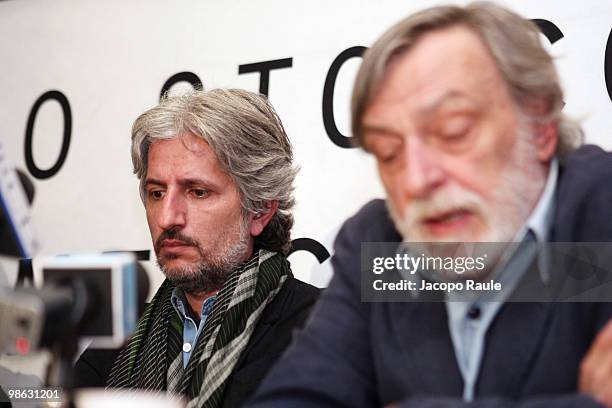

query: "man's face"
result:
(362, 25), (548, 244)
(144, 133), (251, 294)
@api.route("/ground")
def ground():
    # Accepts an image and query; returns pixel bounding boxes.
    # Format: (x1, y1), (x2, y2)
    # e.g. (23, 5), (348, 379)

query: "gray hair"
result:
(351, 1), (583, 157)
(131, 89), (298, 255)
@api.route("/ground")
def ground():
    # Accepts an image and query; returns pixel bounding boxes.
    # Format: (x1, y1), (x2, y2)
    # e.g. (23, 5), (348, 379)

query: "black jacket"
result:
(249, 145), (612, 407)
(75, 275), (319, 407)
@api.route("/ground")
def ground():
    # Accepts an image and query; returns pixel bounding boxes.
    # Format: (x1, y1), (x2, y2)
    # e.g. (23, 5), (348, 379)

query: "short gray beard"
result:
(157, 216), (250, 295)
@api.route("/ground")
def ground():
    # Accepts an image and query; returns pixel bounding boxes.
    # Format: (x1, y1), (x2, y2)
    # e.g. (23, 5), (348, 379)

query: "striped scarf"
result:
(106, 249), (289, 407)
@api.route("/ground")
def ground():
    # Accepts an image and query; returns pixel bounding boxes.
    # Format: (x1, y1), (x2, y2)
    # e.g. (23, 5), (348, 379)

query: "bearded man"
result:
(250, 3), (612, 407)
(75, 89), (319, 408)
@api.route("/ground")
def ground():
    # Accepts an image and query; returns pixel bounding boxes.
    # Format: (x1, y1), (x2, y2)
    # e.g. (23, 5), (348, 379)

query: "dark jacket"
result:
(75, 275), (319, 408)
(249, 145), (612, 408)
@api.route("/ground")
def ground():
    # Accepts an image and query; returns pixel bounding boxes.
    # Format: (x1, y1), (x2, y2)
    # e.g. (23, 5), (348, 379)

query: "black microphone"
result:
(36, 261), (150, 348)
(136, 262), (150, 317)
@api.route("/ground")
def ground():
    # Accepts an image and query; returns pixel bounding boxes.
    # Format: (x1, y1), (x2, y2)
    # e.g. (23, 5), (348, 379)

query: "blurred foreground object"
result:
(74, 388), (184, 408)
(0, 142), (39, 258)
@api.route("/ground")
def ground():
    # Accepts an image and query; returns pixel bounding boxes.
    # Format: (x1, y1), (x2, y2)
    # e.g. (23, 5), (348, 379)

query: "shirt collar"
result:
(171, 287), (216, 320)
(521, 157), (558, 244)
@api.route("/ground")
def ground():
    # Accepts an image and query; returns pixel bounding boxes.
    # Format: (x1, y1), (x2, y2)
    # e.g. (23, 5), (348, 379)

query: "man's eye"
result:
(376, 150), (399, 164)
(190, 189), (209, 198)
(149, 190), (164, 200)
(363, 133), (403, 164)
(437, 117), (473, 140)
(370, 144), (401, 164)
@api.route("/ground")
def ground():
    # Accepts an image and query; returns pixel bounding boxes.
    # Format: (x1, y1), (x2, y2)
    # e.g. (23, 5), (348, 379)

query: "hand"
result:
(580, 319), (612, 407)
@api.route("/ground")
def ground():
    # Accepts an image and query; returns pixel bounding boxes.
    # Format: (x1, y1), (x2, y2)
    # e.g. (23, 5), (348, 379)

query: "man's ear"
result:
(532, 120), (558, 163)
(524, 98), (558, 163)
(249, 200), (279, 237)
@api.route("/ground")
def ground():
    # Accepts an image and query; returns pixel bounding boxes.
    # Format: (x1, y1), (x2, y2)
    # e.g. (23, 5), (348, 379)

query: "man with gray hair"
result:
(251, 2), (612, 407)
(75, 89), (319, 408)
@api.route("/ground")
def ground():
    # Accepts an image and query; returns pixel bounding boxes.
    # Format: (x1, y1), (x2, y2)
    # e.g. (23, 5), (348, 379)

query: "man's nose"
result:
(158, 190), (187, 231)
(400, 136), (445, 199)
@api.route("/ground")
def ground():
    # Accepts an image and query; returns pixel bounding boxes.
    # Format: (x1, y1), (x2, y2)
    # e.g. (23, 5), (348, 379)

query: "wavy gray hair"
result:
(352, 1), (583, 156)
(131, 89), (298, 255)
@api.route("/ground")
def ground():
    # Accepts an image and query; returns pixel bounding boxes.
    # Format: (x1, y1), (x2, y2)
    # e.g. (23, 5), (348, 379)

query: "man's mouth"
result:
(161, 239), (191, 248)
(422, 209), (473, 235)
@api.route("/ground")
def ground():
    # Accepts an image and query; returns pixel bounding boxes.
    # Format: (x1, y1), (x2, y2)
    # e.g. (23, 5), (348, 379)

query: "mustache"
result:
(154, 228), (200, 253)
(405, 184), (484, 224)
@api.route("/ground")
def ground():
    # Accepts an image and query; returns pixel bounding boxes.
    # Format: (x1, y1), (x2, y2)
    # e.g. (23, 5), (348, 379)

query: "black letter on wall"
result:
(323, 46), (366, 148)
(531, 19), (564, 44)
(24, 90), (72, 180)
(605, 28), (612, 103)
(238, 58), (293, 96)
(289, 238), (331, 264)
(531, 19), (566, 107)
(160, 71), (203, 101)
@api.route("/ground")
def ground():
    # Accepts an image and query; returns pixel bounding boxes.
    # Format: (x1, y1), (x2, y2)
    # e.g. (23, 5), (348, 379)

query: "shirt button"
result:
(467, 306), (481, 320)
(183, 343), (192, 353)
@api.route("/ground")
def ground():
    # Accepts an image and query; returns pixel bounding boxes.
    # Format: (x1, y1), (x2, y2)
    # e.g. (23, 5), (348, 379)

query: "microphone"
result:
(136, 262), (150, 317)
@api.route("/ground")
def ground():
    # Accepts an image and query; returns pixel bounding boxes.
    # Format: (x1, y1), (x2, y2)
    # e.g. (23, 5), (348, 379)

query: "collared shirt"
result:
(170, 288), (217, 368)
(445, 158), (559, 401)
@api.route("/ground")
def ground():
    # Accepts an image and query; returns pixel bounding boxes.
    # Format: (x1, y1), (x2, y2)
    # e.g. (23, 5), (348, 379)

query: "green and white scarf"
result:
(107, 249), (289, 408)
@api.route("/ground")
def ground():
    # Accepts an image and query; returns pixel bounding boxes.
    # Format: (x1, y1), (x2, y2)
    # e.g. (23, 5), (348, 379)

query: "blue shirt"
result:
(170, 288), (217, 368)
(446, 158), (558, 401)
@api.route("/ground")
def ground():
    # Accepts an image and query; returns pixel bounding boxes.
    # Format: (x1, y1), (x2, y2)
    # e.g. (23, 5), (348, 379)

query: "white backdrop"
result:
(0, 0), (611, 294)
